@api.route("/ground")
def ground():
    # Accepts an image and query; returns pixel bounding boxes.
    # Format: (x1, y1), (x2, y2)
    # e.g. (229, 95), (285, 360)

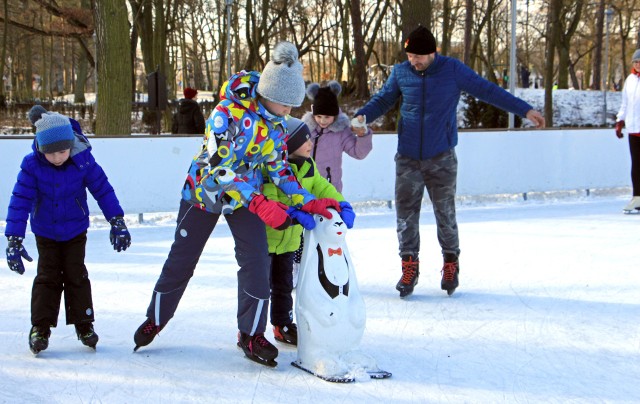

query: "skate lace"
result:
(252, 334), (270, 348)
(143, 322), (160, 335)
(442, 262), (458, 282)
(401, 258), (418, 284)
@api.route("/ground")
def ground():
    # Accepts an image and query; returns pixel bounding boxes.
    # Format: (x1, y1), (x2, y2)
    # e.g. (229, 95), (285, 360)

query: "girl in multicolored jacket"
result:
(301, 80), (373, 193)
(133, 42), (341, 367)
(262, 117), (355, 346)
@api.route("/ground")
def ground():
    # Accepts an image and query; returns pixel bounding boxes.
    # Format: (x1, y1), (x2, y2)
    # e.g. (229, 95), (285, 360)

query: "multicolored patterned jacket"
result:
(181, 70), (315, 214)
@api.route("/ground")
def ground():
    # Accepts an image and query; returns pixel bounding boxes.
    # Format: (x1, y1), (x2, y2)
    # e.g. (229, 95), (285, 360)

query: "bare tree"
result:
(93, 0), (132, 135)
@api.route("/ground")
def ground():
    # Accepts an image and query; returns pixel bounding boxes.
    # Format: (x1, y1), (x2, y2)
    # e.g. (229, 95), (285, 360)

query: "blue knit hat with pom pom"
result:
(35, 112), (75, 153)
(257, 41), (306, 107)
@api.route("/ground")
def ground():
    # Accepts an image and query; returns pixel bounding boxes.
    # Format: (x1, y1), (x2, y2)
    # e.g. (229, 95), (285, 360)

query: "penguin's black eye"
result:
(319, 217), (324, 222)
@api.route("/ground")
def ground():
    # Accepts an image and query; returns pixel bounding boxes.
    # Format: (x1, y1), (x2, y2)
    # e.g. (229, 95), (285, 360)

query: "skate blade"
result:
(237, 342), (278, 367)
(368, 370), (392, 379)
(291, 361), (355, 383)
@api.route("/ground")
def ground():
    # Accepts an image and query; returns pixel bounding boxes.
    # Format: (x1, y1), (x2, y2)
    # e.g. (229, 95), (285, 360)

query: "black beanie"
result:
(285, 117), (311, 153)
(404, 25), (437, 55)
(306, 81), (341, 116)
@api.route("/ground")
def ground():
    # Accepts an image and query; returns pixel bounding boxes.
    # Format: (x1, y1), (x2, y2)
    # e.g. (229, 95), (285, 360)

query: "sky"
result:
(0, 194), (638, 403)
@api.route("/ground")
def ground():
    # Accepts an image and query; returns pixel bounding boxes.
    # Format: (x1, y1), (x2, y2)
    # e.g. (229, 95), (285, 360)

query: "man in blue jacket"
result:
(355, 25), (545, 298)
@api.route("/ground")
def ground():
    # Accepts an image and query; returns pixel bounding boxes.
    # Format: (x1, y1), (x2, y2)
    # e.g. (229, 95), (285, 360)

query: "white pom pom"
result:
(272, 41), (299, 67)
(306, 83), (320, 101)
(326, 80), (342, 96)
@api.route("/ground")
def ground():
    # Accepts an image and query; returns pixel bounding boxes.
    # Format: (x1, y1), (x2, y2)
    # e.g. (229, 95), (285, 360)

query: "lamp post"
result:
(225, 0), (233, 79)
(603, 7), (614, 126)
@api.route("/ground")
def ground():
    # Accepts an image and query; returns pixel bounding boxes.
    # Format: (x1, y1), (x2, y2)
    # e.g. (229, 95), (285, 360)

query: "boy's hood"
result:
(32, 131), (91, 164)
(220, 70), (261, 110)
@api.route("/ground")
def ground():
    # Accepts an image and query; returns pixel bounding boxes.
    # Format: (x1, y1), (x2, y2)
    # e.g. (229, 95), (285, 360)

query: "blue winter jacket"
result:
(356, 54), (534, 160)
(5, 133), (124, 241)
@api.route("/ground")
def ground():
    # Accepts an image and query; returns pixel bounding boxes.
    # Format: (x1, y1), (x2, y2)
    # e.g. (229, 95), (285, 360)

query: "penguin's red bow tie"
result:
(328, 247), (342, 257)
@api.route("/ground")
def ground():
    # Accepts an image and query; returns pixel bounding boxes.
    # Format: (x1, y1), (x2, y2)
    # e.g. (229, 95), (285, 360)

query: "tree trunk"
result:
(94, 0), (132, 135)
(591, 0), (604, 90)
(463, 0), (473, 66)
(544, 0), (561, 127)
(349, 0), (369, 98)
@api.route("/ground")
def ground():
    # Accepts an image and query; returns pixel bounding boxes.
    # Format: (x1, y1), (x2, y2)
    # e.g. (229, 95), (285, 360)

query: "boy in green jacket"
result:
(263, 117), (356, 346)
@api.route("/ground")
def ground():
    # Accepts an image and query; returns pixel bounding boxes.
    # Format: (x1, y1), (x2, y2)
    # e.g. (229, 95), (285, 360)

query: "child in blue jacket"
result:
(5, 109), (131, 354)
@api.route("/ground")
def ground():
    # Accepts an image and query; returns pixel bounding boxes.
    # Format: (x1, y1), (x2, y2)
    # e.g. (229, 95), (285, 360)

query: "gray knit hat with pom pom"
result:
(257, 41), (306, 107)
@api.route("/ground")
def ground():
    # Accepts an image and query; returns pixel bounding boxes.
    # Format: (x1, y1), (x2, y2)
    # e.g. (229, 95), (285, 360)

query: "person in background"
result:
(301, 80), (373, 193)
(615, 49), (640, 213)
(132, 42), (340, 367)
(5, 110), (131, 354)
(354, 25), (545, 298)
(263, 117), (355, 346)
(172, 87), (206, 135)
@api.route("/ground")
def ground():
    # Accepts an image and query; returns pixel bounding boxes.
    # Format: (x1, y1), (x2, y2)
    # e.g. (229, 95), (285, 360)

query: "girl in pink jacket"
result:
(301, 80), (373, 193)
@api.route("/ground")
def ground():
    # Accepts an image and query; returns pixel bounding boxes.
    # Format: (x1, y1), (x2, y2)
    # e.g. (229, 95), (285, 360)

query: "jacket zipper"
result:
(312, 127), (324, 160)
(420, 70), (426, 159)
(75, 198), (86, 216)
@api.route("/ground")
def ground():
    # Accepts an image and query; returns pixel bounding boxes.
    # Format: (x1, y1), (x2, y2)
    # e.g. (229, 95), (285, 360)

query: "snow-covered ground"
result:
(1, 195), (638, 403)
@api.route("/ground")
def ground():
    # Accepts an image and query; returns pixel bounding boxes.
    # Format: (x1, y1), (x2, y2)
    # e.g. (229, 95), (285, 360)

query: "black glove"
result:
(6, 236), (33, 275)
(109, 216), (131, 252)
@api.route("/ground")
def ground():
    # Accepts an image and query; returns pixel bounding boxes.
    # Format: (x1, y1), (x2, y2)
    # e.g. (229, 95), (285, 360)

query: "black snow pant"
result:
(145, 199), (272, 336)
(394, 150), (460, 260)
(269, 252), (294, 327)
(32, 232), (94, 327)
(630, 135), (640, 196)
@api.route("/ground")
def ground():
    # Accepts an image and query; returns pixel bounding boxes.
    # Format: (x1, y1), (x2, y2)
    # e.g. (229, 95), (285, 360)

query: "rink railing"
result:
(0, 128), (630, 220)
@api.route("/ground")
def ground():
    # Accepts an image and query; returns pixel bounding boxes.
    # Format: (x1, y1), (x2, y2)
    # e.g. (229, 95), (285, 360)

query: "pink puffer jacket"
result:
(301, 111), (373, 192)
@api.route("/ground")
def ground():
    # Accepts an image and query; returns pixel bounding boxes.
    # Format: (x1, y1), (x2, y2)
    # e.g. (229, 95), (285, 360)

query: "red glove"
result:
(301, 198), (341, 219)
(248, 194), (292, 230)
(615, 120), (625, 138)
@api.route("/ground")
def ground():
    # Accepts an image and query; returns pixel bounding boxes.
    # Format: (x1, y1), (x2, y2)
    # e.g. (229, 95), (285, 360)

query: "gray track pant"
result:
(145, 199), (271, 336)
(395, 149), (460, 259)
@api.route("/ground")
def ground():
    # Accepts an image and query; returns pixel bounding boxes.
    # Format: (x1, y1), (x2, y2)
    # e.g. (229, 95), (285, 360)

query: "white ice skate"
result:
(622, 196), (640, 213)
(292, 208), (391, 383)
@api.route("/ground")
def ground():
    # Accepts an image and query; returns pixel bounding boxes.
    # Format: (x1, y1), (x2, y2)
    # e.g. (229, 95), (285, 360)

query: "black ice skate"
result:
(396, 255), (419, 298)
(29, 325), (50, 355)
(237, 332), (278, 367)
(441, 253), (460, 296)
(75, 323), (99, 349)
(273, 323), (297, 346)
(133, 318), (164, 352)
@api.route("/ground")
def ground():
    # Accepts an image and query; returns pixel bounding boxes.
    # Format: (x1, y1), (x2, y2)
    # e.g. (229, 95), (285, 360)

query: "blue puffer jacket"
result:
(5, 133), (124, 241)
(356, 54), (533, 160)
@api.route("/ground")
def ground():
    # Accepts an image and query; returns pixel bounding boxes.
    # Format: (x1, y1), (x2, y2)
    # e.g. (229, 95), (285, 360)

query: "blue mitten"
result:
(338, 201), (356, 229)
(109, 216), (131, 252)
(6, 236), (33, 275)
(286, 207), (316, 230)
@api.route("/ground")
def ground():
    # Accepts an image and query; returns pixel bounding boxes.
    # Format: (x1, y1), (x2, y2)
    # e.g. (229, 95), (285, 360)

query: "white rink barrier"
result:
(0, 129), (630, 220)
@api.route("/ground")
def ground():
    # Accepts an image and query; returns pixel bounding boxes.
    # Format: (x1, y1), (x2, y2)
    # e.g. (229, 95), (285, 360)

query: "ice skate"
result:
(133, 318), (164, 352)
(623, 196), (640, 213)
(273, 323), (297, 346)
(29, 325), (50, 355)
(75, 323), (99, 349)
(396, 255), (419, 298)
(441, 253), (460, 296)
(237, 332), (278, 367)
